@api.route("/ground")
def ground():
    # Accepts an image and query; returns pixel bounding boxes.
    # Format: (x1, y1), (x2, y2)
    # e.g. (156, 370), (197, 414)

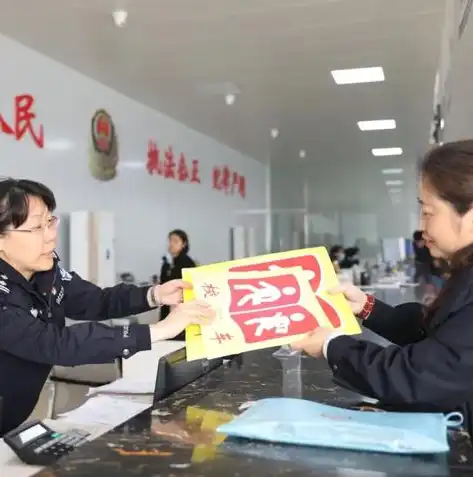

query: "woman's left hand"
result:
(291, 328), (335, 358)
(152, 280), (192, 306)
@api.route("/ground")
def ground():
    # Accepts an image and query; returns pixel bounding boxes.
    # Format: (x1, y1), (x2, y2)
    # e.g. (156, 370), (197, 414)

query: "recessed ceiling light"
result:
(331, 67), (385, 85)
(386, 180), (404, 186)
(112, 10), (128, 27)
(372, 147), (403, 157)
(358, 119), (396, 131)
(299, 150), (306, 159)
(382, 168), (404, 175)
(225, 94), (236, 106)
(270, 128), (279, 139)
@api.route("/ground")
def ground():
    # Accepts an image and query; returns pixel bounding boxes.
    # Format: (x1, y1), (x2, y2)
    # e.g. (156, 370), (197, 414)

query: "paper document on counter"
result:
(87, 377), (155, 396)
(57, 395), (150, 427)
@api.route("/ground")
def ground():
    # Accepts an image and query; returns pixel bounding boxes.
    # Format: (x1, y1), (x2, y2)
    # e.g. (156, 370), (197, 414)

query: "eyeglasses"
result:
(9, 216), (60, 235)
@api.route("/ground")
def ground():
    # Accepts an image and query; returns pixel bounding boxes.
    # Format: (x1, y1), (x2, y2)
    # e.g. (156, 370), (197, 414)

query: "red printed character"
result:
(212, 167), (222, 190)
(177, 153), (189, 182)
(231, 171), (239, 195)
(190, 159), (201, 184)
(163, 146), (176, 179)
(230, 255), (341, 328)
(221, 166), (231, 194)
(147, 141), (162, 175)
(230, 305), (320, 344)
(0, 94), (44, 149)
(227, 273), (301, 313)
(238, 175), (246, 198)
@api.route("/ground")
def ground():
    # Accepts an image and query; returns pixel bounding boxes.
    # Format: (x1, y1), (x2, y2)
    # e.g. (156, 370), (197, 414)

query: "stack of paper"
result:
(183, 247), (361, 361)
(57, 395), (151, 428)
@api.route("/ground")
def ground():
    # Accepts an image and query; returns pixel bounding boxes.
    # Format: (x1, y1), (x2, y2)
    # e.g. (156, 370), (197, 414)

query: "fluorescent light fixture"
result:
(45, 139), (74, 151)
(372, 147), (403, 157)
(382, 168), (404, 175)
(386, 180), (404, 186)
(331, 67), (385, 85)
(358, 119), (396, 131)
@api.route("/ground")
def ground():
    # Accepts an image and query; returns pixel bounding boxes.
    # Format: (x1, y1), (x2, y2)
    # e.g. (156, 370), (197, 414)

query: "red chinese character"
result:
(230, 305), (319, 344)
(0, 94), (44, 149)
(212, 167), (222, 190)
(163, 146), (176, 179)
(147, 141), (162, 175)
(221, 166), (231, 194)
(190, 159), (201, 184)
(228, 273), (301, 313)
(211, 332), (233, 344)
(238, 175), (246, 198)
(202, 283), (219, 298)
(177, 153), (189, 182)
(229, 255), (341, 328)
(231, 171), (239, 195)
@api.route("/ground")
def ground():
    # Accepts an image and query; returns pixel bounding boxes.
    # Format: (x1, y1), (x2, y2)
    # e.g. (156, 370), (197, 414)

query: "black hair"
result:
(168, 229), (190, 254)
(329, 245), (343, 261)
(0, 178), (56, 235)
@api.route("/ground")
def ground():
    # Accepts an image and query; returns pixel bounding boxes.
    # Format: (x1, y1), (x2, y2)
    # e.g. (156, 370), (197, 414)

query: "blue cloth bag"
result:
(217, 398), (463, 454)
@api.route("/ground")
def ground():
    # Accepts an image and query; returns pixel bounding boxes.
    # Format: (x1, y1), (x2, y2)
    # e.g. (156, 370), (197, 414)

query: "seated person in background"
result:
(0, 179), (214, 436)
(329, 245), (344, 273)
(339, 246), (360, 269)
(160, 229), (197, 340)
(293, 140), (473, 438)
(412, 230), (433, 284)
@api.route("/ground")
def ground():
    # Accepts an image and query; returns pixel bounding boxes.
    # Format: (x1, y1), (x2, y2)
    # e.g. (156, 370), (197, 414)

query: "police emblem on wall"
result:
(88, 109), (119, 181)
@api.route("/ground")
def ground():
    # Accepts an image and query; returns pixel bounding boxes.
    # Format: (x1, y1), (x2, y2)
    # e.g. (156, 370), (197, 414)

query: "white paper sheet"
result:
(57, 395), (151, 427)
(87, 377), (155, 396)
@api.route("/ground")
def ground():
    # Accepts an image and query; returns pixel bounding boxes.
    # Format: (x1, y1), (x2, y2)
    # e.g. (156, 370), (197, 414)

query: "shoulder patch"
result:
(59, 267), (73, 282)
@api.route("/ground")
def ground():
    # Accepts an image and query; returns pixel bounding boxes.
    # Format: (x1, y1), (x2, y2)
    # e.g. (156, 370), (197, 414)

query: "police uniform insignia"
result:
(0, 278), (10, 294)
(59, 268), (72, 282)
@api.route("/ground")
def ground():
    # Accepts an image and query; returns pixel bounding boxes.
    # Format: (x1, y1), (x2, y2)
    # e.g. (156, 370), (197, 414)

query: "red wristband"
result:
(357, 294), (375, 320)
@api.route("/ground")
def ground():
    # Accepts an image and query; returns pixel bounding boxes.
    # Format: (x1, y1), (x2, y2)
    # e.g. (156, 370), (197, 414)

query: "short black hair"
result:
(168, 229), (190, 254)
(0, 178), (56, 234)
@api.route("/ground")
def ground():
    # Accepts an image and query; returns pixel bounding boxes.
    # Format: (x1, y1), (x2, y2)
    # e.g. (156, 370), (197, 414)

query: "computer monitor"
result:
(153, 348), (223, 406)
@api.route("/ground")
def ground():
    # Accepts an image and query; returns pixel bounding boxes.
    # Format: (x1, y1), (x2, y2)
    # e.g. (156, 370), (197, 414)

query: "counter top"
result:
(33, 349), (473, 477)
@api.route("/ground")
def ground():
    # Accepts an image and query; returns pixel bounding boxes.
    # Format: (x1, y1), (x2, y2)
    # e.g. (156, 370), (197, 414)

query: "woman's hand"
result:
(150, 300), (215, 341)
(291, 328), (335, 358)
(328, 283), (368, 315)
(152, 279), (192, 306)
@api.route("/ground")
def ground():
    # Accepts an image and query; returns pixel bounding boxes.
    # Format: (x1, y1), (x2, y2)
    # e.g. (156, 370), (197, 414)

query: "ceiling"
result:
(0, 0), (447, 211)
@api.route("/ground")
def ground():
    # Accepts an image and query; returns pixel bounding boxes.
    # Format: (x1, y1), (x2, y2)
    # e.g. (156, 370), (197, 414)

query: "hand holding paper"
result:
(182, 247), (361, 360)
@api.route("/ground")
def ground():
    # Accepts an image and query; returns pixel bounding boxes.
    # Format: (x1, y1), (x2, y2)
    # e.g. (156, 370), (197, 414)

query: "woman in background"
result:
(329, 245), (344, 273)
(160, 229), (197, 339)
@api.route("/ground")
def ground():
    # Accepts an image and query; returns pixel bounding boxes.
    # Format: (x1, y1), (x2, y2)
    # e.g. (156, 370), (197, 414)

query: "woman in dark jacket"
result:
(160, 230), (196, 339)
(293, 139), (473, 438)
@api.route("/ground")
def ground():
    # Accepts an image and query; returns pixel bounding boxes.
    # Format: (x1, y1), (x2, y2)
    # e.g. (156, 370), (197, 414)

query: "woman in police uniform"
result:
(0, 178), (214, 436)
(293, 139), (473, 439)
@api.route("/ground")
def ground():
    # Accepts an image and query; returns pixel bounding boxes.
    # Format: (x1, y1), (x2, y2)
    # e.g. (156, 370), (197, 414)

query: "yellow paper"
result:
(183, 246), (360, 361)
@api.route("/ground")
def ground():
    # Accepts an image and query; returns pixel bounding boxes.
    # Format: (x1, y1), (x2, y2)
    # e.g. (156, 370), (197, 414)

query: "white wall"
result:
(0, 35), (266, 281)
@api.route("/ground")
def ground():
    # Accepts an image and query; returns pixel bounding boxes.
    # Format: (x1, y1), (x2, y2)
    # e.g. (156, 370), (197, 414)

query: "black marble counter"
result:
(34, 349), (473, 477)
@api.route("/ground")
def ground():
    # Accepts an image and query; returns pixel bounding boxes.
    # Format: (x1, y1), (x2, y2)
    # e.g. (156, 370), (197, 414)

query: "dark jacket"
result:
(159, 252), (196, 340)
(0, 255), (153, 436)
(327, 266), (473, 437)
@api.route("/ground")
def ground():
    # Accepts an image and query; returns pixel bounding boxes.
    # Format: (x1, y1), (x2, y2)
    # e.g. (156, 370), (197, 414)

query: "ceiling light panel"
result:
(331, 67), (385, 85)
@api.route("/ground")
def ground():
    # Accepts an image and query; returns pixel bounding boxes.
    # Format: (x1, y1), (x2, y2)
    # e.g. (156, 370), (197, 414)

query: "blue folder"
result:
(217, 398), (463, 454)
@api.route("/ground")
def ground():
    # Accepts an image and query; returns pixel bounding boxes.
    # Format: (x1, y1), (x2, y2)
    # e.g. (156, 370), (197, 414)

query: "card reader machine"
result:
(3, 420), (90, 466)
